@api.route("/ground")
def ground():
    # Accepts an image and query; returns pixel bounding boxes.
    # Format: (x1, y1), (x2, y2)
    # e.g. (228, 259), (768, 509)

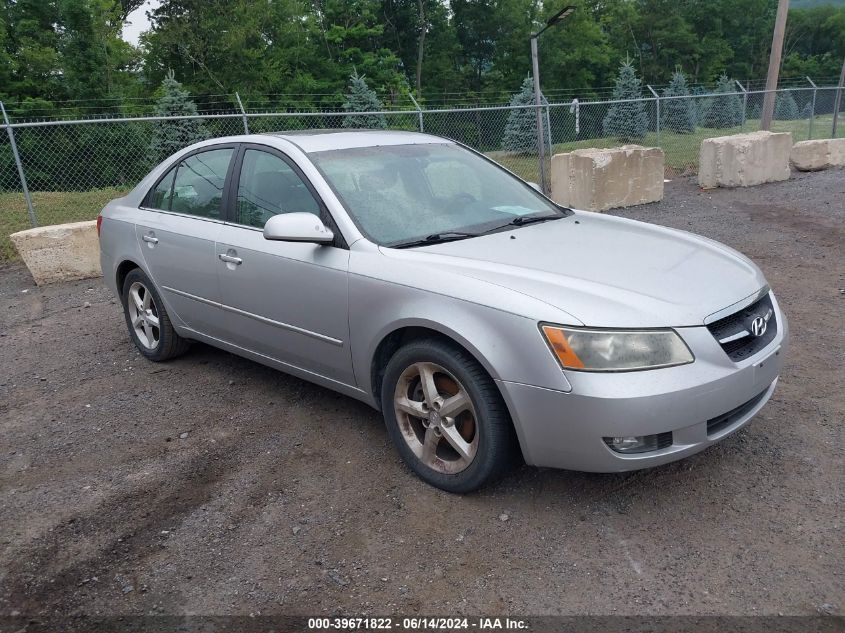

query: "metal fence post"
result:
(408, 93), (424, 133)
(646, 85), (660, 146)
(735, 80), (748, 132)
(805, 77), (818, 140)
(531, 36), (547, 192)
(235, 92), (249, 134)
(1, 101), (37, 228)
(833, 57), (845, 138)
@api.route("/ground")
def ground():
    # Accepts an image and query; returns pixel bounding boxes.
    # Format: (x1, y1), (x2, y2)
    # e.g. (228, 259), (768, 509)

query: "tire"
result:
(121, 268), (189, 362)
(381, 338), (517, 493)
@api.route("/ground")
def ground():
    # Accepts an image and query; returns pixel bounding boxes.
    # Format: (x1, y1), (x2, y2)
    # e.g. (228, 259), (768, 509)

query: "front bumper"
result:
(497, 299), (789, 472)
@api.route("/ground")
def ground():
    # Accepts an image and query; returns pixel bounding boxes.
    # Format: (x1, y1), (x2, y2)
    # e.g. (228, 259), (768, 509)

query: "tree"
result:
(602, 59), (649, 143)
(342, 71), (387, 129)
(149, 70), (208, 162)
(662, 69), (695, 134)
(502, 76), (549, 154)
(774, 90), (801, 120)
(702, 74), (744, 129)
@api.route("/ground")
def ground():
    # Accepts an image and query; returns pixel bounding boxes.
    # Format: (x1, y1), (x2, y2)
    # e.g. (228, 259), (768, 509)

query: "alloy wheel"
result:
(126, 281), (160, 350)
(393, 362), (479, 474)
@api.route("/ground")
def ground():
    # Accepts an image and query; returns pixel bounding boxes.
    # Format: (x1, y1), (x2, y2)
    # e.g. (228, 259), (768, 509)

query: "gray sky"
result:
(122, 0), (160, 46)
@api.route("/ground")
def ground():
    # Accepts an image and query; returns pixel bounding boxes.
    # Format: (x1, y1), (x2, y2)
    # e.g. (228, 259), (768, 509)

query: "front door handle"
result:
(142, 235), (159, 244)
(218, 253), (243, 265)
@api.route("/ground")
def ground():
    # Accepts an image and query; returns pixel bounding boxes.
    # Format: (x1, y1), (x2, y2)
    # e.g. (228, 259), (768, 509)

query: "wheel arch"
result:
(116, 259), (142, 296)
(368, 320), (504, 409)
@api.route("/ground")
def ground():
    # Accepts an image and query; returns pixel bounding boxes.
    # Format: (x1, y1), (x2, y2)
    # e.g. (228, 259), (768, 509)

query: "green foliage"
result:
(342, 72), (387, 129)
(602, 60), (649, 143)
(662, 69), (695, 134)
(775, 90), (801, 120)
(502, 77), (549, 154)
(702, 74), (744, 129)
(149, 70), (208, 162)
(0, 0), (842, 131)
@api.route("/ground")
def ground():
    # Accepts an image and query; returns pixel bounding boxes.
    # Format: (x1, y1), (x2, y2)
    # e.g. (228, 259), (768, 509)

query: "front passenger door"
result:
(215, 146), (354, 385)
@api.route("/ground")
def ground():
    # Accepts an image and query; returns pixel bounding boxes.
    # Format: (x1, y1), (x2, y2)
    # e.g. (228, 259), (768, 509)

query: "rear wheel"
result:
(121, 268), (189, 361)
(381, 338), (516, 492)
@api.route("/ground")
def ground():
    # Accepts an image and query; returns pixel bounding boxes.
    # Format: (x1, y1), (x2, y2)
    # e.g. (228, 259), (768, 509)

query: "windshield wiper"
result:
(390, 215), (562, 249)
(392, 231), (479, 249)
(475, 214), (561, 235)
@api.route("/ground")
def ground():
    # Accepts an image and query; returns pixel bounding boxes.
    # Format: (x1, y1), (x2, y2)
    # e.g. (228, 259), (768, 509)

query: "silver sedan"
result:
(98, 131), (788, 492)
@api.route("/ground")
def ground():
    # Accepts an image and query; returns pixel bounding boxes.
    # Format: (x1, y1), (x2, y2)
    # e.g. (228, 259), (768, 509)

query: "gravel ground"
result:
(1, 170), (843, 618)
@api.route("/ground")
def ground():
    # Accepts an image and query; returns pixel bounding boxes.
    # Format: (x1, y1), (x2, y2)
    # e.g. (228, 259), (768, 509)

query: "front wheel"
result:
(381, 339), (517, 493)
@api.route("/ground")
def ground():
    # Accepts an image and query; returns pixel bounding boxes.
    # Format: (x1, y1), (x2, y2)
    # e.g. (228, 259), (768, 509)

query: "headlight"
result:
(540, 324), (694, 372)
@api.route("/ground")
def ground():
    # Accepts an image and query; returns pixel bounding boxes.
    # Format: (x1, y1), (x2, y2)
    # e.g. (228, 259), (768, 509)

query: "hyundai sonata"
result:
(98, 131), (788, 492)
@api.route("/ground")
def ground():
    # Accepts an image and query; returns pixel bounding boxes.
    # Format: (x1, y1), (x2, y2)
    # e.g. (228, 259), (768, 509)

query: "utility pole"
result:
(530, 5), (575, 194)
(833, 56), (845, 138)
(761, 0), (790, 130)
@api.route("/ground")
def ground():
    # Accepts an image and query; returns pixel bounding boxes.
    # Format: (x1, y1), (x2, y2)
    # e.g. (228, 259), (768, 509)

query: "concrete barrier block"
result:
(790, 138), (845, 171)
(550, 152), (572, 207)
(10, 220), (102, 285)
(699, 131), (792, 189)
(791, 139), (832, 171)
(550, 145), (664, 212)
(828, 138), (845, 167)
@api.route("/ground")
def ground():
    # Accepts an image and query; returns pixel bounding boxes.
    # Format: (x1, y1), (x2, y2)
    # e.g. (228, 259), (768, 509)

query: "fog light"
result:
(603, 433), (671, 454)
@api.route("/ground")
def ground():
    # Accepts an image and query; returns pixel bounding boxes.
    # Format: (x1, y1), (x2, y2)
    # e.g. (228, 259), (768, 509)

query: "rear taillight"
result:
(96, 215), (103, 237)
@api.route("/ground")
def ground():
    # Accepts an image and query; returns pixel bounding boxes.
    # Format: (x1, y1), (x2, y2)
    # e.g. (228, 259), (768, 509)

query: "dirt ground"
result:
(1, 170), (843, 619)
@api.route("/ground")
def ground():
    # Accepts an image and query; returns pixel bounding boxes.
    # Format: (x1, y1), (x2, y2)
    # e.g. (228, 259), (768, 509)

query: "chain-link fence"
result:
(1, 85), (842, 260)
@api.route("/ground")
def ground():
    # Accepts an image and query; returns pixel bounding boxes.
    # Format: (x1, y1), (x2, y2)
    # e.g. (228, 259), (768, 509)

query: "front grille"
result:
(706, 388), (769, 436)
(656, 431), (673, 450)
(707, 293), (777, 362)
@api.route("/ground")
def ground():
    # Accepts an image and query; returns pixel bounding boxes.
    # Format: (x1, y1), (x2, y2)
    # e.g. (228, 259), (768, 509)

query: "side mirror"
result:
(263, 212), (334, 244)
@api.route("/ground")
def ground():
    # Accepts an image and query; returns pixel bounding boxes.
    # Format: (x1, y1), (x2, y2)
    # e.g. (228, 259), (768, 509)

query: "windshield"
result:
(309, 143), (565, 247)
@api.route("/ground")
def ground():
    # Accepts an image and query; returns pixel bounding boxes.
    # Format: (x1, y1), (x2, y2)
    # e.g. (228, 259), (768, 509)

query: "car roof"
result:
(259, 129), (453, 153)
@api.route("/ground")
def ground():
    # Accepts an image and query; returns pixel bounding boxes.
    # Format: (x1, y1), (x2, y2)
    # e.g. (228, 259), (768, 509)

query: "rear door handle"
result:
(142, 235), (159, 244)
(218, 253), (242, 265)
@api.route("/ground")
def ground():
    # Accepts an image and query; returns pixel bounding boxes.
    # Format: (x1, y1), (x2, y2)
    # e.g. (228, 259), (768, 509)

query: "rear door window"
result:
(170, 149), (234, 219)
(146, 147), (234, 218)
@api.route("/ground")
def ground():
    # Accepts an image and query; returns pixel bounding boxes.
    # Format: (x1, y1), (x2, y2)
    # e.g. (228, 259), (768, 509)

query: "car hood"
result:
(382, 212), (767, 327)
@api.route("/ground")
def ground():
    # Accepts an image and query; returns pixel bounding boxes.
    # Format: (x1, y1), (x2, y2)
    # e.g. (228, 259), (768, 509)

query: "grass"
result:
(489, 114), (839, 182)
(0, 187), (129, 261)
(0, 113), (840, 260)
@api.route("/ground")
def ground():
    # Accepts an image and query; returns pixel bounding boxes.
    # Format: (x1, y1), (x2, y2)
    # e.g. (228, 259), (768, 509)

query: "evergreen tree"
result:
(502, 77), (549, 154)
(774, 90), (800, 120)
(149, 70), (208, 162)
(702, 74), (743, 129)
(342, 72), (387, 129)
(690, 86), (709, 126)
(602, 59), (649, 142)
(662, 69), (695, 134)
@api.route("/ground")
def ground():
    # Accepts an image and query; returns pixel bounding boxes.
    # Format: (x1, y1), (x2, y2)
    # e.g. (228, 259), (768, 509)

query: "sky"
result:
(122, 0), (160, 46)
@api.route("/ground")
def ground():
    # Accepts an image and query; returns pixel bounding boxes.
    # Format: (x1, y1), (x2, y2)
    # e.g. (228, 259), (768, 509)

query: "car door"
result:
(215, 145), (354, 385)
(135, 145), (236, 338)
